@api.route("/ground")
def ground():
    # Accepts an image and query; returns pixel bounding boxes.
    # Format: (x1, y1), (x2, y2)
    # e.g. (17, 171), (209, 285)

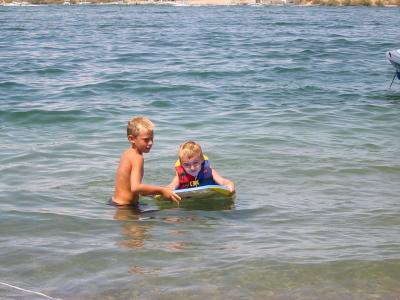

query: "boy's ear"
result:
(127, 135), (135, 143)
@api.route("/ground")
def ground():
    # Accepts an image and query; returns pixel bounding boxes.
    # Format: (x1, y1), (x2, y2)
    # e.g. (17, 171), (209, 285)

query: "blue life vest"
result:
(175, 156), (215, 189)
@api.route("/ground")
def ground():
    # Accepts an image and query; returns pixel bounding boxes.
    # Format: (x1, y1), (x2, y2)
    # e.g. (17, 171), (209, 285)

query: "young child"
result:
(112, 116), (181, 206)
(167, 141), (235, 193)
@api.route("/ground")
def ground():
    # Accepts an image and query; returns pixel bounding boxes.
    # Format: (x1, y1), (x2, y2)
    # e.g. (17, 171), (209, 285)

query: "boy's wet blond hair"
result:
(127, 116), (154, 137)
(178, 141), (204, 161)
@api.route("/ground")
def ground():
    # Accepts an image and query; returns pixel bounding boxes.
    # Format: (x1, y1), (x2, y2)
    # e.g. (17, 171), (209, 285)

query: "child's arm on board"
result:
(166, 173), (179, 190)
(211, 169), (235, 193)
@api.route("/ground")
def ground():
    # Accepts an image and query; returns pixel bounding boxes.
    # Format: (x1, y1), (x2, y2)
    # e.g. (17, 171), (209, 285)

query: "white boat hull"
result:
(386, 49), (400, 71)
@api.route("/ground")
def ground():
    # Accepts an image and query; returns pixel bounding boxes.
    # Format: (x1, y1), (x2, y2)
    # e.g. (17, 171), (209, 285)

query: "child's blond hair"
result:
(127, 116), (154, 137)
(178, 141), (204, 161)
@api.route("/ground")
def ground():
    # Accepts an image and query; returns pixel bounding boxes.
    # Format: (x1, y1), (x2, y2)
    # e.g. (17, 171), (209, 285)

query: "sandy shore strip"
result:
(1, 0), (399, 6)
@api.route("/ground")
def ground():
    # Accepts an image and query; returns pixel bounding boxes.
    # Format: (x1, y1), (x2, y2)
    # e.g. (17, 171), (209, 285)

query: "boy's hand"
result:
(162, 187), (181, 204)
(166, 184), (176, 190)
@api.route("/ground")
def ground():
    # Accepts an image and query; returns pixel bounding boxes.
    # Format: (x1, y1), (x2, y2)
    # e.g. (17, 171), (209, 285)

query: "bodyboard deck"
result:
(156, 184), (233, 201)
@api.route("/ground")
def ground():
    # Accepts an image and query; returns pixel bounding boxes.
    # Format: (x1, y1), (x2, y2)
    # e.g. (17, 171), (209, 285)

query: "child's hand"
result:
(162, 187), (181, 204)
(225, 183), (236, 194)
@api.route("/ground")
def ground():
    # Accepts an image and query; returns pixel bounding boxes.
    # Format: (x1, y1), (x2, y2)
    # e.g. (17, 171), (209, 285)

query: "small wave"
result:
(0, 81), (29, 89)
(0, 109), (86, 125)
(371, 165), (400, 174)
(299, 49), (318, 55)
(105, 53), (153, 63)
(326, 24), (354, 29)
(64, 79), (147, 93)
(100, 79), (141, 90)
(182, 69), (253, 78)
(132, 83), (197, 94)
(381, 93), (400, 102)
(147, 100), (175, 108)
(35, 67), (66, 75)
(327, 38), (355, 46)
(4, 27), (27, 32)
(272, 66), (308, 74)
(333, 167), (375, 176)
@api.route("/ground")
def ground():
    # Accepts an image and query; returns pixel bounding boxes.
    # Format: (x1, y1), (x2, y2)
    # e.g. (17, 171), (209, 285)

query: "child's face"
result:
(180, 154), (203, 177)
(129, 129), (154, 154)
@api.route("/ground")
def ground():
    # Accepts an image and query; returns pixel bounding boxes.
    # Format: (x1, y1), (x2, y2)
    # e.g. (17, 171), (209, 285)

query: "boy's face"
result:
(180, 154), (203, 177)
(129, 129), (154, 154)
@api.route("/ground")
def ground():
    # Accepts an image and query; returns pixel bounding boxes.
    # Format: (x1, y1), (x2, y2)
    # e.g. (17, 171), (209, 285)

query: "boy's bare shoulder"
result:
(120, 148), (143, 163)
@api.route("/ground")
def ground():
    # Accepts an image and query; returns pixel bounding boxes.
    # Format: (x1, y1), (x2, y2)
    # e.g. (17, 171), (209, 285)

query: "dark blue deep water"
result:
(1, 5), (400, 299)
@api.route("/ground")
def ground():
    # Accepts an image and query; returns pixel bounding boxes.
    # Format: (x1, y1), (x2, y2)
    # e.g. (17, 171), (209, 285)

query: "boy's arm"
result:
(131, 155), (181, 203)
(211, 169), (235, 193)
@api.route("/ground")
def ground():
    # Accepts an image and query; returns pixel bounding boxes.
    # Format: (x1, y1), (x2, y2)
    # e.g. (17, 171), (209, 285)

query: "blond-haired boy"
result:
(167, 141), (235, 193)
(112, 116), (181, 206)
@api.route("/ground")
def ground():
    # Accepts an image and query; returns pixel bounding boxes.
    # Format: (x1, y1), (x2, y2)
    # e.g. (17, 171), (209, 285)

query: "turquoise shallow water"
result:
(1, 5), (400, 299)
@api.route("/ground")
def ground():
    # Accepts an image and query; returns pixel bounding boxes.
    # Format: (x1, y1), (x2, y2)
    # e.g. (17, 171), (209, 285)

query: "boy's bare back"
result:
(113, 148), (143, 205)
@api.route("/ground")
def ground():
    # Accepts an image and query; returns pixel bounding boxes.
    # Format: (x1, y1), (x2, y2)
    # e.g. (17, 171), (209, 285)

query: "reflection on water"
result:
(112, 196), (233, 254)
(112, 205), (155, 249)
(156, 196), (235, 211)
(118, 225), (148, 249)
(112, 202), (217, 252)
(111, 203), (158, 220)
(129, 265), (161, 275)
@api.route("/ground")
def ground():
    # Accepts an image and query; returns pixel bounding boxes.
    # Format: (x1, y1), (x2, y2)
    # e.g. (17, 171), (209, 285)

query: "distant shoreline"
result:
(1, 0), (399, 6)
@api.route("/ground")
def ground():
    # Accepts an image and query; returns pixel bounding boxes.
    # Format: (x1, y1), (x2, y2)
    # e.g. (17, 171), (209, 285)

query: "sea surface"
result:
(1, 4), (400, 300)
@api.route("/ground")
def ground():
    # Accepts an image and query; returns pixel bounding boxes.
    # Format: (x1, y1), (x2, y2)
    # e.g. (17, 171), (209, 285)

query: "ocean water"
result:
(1, 4), (400, 299)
